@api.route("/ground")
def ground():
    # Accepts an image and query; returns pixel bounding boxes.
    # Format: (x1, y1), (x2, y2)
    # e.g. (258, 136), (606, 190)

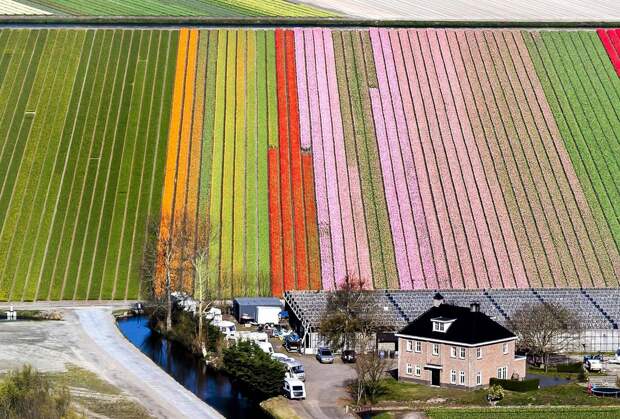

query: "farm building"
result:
(285, 289), (620, 353)
(233, 297), (282, 324)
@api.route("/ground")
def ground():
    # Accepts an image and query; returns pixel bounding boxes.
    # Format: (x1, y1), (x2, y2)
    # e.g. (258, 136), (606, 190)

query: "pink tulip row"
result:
(294, 28), (372, 289)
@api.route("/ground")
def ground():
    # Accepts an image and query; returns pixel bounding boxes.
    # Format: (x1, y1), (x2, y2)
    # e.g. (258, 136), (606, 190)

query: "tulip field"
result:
(0, 27), (619, 300)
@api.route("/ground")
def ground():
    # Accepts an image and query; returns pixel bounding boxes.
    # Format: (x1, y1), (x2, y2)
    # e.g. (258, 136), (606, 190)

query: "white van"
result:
(217, 320), (237, 339)
(257, 341), (274, 354)
(283, 378), (306, 400)
(271, 354), (305, 381)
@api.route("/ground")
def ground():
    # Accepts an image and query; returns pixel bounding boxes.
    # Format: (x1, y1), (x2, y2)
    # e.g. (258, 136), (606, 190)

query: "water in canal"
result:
(117, 315), (269, 419)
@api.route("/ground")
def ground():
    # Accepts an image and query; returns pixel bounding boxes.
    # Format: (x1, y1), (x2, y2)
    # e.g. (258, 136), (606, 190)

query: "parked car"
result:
(315, 347), (334, 364)
(283, 333), (302, 352)
(341, 349), (357, 363)
(610, 349), (620, 364)
(283, 378), (306, 400)
(585, 358), (603, 372)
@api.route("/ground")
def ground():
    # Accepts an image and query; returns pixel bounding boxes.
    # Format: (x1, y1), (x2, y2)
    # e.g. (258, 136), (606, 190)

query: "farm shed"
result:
(233, 297), (282, 324)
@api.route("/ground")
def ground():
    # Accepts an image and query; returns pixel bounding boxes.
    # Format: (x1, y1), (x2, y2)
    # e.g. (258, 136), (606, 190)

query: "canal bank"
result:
(117, 314), (270, 419)
(76, 308), (224, 418)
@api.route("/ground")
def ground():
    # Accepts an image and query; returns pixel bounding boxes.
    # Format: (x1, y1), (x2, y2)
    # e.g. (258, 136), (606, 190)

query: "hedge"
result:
(557, 362), (583, 373)
(489, 378), (540, 392)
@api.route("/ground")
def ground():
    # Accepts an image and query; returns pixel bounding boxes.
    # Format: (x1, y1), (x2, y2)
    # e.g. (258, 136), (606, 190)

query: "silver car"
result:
(315, 347), (334, 364)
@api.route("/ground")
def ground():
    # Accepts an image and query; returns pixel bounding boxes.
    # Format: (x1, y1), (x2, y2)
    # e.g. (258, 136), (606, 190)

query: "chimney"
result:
(433, 292), (444, 307)
(470, 302), (480, 313)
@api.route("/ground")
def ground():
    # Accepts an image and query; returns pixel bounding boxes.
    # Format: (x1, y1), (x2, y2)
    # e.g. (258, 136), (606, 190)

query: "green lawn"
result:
(427, 407), (620, 419)
(375, 378), (620, 408)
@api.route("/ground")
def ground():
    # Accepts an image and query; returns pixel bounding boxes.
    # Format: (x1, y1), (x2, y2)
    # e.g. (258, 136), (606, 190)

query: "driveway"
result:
(271, 339), (358, 419)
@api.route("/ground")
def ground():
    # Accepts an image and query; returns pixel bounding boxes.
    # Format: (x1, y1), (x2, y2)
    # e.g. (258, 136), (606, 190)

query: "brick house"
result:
(396, 293), (526, 388)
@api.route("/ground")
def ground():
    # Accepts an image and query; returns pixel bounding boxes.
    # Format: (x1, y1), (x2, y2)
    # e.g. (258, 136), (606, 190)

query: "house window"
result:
(450, 370), (457, 384)
(415, 341), (422, 353)
(476, 372), (482, 385)
(414, 365), (421, 376)
(459, 347), (466, 359)
(433, 321), (445, 332)
(432, 343), (439, 356)
(450, 346), (457, 358)
(459, 371), (465, 385)
(476, 347), (482, 359)
(406, 340), (413, 352)
(406, 363), (413, 375)
(497, 366), (507, 379)
(502, 342), (509, 354)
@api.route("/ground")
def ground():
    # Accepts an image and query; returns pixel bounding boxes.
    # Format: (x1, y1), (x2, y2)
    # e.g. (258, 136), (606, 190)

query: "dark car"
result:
(315, 347), (334, 364)
(341, 349), (357, 363)
(284, 333), (302, 352)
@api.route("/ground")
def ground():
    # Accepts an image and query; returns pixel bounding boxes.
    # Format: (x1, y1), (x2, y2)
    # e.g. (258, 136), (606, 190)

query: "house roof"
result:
(397, 303), (516, 345)
(234, 297), (282, 307)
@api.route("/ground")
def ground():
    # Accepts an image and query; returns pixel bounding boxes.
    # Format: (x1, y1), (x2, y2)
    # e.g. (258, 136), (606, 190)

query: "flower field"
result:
(1, 0), (333, 16)
(0, 27), (619, 300)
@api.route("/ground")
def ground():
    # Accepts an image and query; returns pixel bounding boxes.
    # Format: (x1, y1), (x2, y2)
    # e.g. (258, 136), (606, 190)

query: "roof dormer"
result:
(431, 316), (456, 333)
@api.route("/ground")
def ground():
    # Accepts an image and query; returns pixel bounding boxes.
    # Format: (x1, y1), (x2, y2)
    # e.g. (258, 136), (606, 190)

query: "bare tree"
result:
(158, 219), (175, 332)
(352, 350), (390, 405)
(509, 302), (581, 372)
(191, 220), (215, 352)
(319, 276), (378, 352)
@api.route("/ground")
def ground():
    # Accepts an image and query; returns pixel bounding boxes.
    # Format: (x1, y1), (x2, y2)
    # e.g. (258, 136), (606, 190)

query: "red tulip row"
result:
(597, 29), (620, 77)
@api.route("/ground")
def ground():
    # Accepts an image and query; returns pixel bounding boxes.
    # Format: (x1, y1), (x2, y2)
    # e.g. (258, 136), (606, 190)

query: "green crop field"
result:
(0, 29), (176, 300)
(7, 0), (334, 16)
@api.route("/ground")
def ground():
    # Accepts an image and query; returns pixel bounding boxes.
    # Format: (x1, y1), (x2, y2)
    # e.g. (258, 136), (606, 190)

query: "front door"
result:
(431, 369), (440, 386)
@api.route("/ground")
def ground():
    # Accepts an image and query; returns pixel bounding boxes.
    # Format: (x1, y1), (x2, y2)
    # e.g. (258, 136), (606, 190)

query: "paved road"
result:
(76, 308), (223, 419)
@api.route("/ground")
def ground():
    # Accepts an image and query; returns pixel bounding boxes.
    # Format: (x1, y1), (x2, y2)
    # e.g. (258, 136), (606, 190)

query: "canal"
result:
(117, 315), (269, 419)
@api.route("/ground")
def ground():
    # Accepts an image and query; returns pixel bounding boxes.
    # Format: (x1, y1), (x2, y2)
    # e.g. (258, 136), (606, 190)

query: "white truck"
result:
(272, 353), (305, 381)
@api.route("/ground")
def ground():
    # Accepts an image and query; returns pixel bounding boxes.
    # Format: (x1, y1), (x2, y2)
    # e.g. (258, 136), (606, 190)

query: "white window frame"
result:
(503, 342), (509, 354)
(414, 365), (421, 376)
(450, 346), (457, 358)
(497, 366), (507, 379)
(432, 343), (439, 356)
(459, 347), (466, 359)
(433, 321), (445, 332)
(415, 341), (422, 353)
(406, 363), (413, 375)
(450, 369), (457, 384)
(476, 372), (482, 385)
(476, 347), (482, 359)
(406, 340), (413, 352)
(459, 371), (465, 385)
